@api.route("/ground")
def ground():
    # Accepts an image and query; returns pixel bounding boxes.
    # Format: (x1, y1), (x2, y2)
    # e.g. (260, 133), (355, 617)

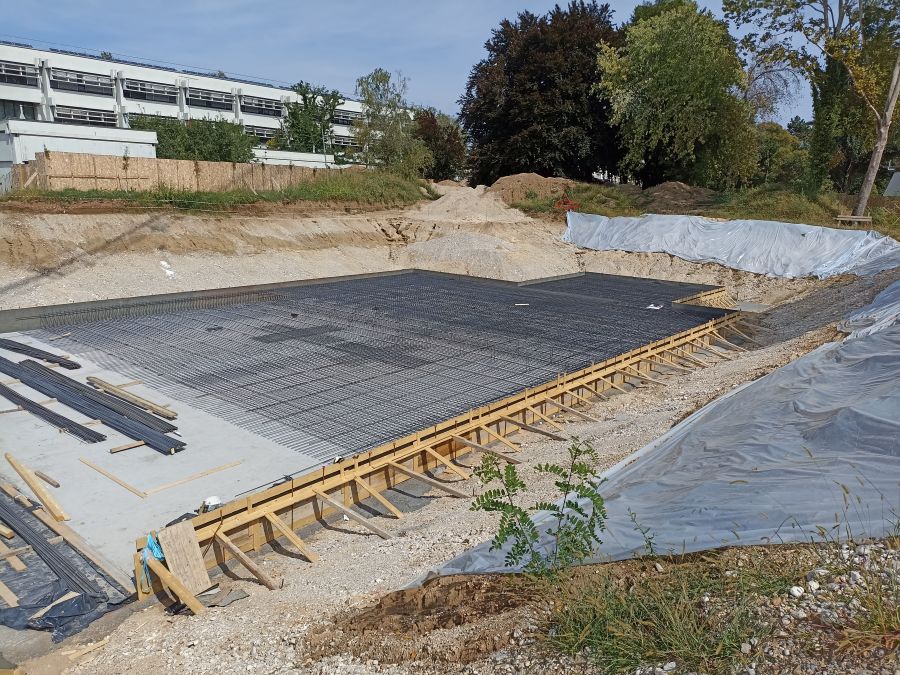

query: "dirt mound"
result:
(488, 173), (572, 205)
(412, 186), (530, 223)
(641, 181), (716, 213)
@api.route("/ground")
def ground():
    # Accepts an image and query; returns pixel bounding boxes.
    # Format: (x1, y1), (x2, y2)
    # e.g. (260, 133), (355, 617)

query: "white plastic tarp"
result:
(432, 282), (900, 577)
(563, 212), (900, 279)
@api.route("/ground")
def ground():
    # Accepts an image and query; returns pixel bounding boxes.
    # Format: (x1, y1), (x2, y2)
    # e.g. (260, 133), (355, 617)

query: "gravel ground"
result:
(16, 269), (889, 675)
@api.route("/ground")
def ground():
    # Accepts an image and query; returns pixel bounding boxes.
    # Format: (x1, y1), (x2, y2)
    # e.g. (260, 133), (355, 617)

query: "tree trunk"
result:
(853, 51), (900, 217)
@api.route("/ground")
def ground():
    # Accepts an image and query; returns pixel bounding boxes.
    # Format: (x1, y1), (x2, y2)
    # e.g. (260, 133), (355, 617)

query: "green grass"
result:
(1, 170), (432, 211)
(546, 550), (808, 674)
(512, 180), (900, 240)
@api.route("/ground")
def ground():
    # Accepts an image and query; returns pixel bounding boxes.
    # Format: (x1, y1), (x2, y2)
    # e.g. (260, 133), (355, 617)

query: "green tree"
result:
(275, 82), (343, 154)
(596, 2), (758, 188)
(353, 68), (432, 178)
(458, 1), (623, 186)
(754, 122), (809, 186)
(413, 108), (467, 181)
(128, 116), (255, 163)
(724, 0), (900, 214)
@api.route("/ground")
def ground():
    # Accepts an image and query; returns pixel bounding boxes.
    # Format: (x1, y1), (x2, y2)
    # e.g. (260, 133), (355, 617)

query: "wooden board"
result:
(0, 522), (13, 539)
(79, 458), (147, 499)
(30, 591), (79, 620)
(156, 521), (212, 596)
(5, 454), (69, 521)
(86, 377), (177, 419)
(0, 580), (17, 607)
(0, 539), (25, 572)
(145, 556), (205, 614)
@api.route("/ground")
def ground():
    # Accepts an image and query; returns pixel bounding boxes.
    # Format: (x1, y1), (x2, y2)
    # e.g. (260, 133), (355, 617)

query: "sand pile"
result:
(488, 173), (572, 205)
(412, 186), (530, 223)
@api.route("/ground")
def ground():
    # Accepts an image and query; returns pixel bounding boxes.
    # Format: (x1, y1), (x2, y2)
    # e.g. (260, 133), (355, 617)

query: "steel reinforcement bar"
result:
(134, 310), (742, 597)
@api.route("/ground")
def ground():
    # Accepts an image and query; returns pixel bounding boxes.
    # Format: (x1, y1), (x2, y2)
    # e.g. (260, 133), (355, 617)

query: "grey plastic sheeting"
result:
(431, 282), (900, 578)
(563, 211), (900, 279)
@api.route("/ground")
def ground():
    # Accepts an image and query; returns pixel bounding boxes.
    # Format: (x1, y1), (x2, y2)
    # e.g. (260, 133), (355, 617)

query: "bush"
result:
(129, 116), (255, 163)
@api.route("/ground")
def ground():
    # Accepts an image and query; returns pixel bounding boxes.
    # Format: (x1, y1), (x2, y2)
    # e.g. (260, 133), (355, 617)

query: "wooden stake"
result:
(691, 339), (733, 360)
(651, 354), (691, 373)
(712, 331), (748, 352)
(619, 364), (667, 386)
(542, 399), (598, 422)
(669, 347), (708, 367)
(451, 435), (521, 464)
(478, 425), (520, 452)
(353, 477), (404, 519)
(35, 470), (60, 488)
(595, 375), (629, 394)
(313, 489), (392, 539)
(86, 377), (177, 420)
(5, 454), (69, 521)
(726, 324), (763, 346)
(79, 458), (148, 499)
(422, 447), (470, 481)
(145, 555), (207, 612)
(499, 415), (566, 441)
(263, 512), (319, 562)
(525, 405), (564, 432)
(387, 461), (468, 498)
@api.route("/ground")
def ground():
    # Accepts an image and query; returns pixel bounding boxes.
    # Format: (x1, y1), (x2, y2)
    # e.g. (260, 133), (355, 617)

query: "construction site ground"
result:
(0, 184), (897, 674)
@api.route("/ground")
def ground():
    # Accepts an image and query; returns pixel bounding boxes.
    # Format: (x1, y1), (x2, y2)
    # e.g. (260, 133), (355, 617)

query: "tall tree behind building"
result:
(459, 1), (623, 186)
(413, 109), (467, 181)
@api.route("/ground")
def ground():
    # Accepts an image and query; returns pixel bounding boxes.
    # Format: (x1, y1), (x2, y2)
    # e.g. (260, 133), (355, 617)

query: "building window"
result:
(332, 109), (363, 126)
(50, 68), (114, 96)
(0, 100), (36, 121)
(123, 79), (178, 104)
(186, 88), (233, 110)
(332, 135), (358, 148)
(54, 106), (117, 127)
(0, 60), (39, 87)
(244, 125), (277, 143)
(241, 95), (281, 117)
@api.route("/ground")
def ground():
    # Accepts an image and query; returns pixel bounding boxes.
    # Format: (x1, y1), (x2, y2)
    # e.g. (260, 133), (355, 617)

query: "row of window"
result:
(0, 99), (36, 121)
(0, 60), (39, 87)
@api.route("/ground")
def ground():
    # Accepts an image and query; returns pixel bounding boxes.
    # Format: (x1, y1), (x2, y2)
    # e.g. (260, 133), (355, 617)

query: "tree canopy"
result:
(458, 1), (623, 185)
(275, 82), (343, 155)
(413, 109), (467, 181)
(596, 1), (757, 188)
(353, 68), (433, 178)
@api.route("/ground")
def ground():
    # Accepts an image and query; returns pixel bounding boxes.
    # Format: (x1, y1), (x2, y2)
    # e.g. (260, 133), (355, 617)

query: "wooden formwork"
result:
(134, 308), (745, 602)
(673, 287), (736, 309)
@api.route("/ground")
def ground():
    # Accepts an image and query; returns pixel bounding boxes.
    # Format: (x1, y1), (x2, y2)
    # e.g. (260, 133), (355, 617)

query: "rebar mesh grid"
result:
(32, 272), (728, 460)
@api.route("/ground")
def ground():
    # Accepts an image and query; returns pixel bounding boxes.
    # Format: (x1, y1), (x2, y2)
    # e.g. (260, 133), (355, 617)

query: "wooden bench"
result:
(835, 214), (872, 226)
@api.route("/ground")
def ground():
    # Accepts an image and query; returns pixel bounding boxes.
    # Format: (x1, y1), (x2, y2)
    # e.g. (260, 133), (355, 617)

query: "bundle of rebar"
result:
(19, 361), (177, 434)
(0, 338), (80, 369)
(0, 383), (106, 442)
(0, 356), (185, 454)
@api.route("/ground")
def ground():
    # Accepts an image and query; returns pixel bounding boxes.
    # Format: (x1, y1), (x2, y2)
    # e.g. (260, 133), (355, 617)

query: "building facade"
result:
(0, 40), (363, 180)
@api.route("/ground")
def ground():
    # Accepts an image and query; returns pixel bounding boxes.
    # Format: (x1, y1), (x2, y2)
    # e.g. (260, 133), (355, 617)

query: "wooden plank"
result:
(387, 461), (468, 498)
(5, 454), (69, 521)
(478, 425), (520, 452)
(725, 325), (762, 346)
(79, 458), (147, 499)
(145, 555), (206, 613)
(669, 346), (709, 367)
(542, 400), (598, 422)
(352, 478), (404, 519)
(650, 354), (692, 373)
(0, 580), (17, 607)
(564, 387), (601, 405)
(525, 406), (564, 432)
(499, 415), (567, 441)
(35, 470), (60, 488)
(156, 521), (212, 596)
(690, 339), (732, 360)
(263, 512), (319, 562)
(312, 489), (393, 539)
(422, 447), (470, 481)
(0, 539), (26, 571)
(451, 435), (521, 464)
(144, 460), (242, 495)
(0, 522), (13, 539)
(109, 440), (145, 454)
(214, 532), (278, 590)
(86, 377), (177, 419)
(0, 546), (31, 559)
(711, 331), (748, 352)
(30, 508), (135, 595)
(29, 591), (79, 620)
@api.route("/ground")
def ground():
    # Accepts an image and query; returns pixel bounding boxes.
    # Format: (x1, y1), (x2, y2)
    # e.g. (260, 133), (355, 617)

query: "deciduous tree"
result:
(413, 109), (467, 181)
(275, 82), (343, 155)
(596, 2), (758, 187)
(458, 1), (623, 186)
(129, 115), (255, 163)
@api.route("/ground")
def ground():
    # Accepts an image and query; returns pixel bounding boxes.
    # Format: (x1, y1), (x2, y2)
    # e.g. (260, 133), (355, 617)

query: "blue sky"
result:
(4, 1), (809, 122)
